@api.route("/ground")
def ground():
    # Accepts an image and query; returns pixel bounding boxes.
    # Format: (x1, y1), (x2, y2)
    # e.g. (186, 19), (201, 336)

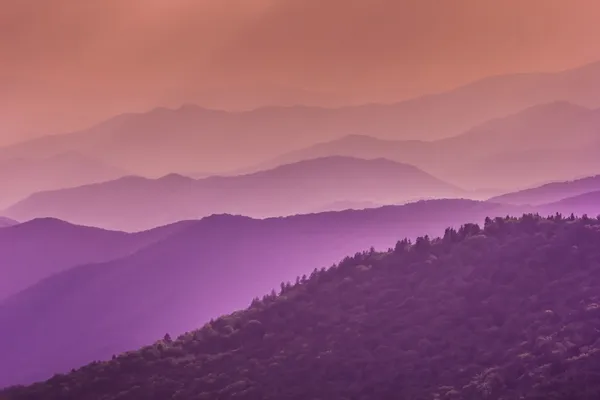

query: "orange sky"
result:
(1, 0), (600, 144)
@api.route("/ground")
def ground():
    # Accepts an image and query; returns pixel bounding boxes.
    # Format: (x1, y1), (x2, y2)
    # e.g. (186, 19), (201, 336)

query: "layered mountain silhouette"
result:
(256, 102), (600, 189)
(0, 199), (517, 387)
(489, 175), (600, 205)
(5, 59), (600, 399)
(0, 152), (127, 209)
(2, 61), (600, 176)
(3, 157), (462, 231)
(5, 215), (600, 399)
(0, 218), (195, 301)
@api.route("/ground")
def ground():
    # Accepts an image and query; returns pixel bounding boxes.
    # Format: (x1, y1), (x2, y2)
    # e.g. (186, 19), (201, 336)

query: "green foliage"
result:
(5, 214), (600, 399)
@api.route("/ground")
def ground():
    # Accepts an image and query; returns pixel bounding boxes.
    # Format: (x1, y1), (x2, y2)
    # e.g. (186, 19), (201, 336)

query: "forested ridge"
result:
(4, 214), (600, 400)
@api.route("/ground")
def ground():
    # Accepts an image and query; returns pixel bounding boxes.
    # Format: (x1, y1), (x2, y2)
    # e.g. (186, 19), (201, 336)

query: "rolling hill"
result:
(0, 218), (195, 301)
(3, 157), (463, 231)
(489, 175), (600, 205)
(4, 215), (600, 399)
(0, 199), (517, 387)
(0, 152), (128, 209)
(2, 61), (600, 177)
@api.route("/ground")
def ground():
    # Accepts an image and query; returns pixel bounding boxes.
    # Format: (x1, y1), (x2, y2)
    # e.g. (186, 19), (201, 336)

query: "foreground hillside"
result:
(4, 215), (600, 399)
(0, 200), (513, 387)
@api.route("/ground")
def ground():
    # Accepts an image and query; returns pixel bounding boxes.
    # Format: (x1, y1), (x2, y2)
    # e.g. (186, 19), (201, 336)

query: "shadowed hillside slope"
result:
(0, 199), (515, 387)
(4, 215), (600, 399)
(0, 218), (194, 301)
(4, 157), (462, 231)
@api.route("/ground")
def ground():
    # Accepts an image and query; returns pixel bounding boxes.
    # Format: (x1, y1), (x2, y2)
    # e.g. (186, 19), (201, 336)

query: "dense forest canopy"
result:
(4, 214), (600, 399)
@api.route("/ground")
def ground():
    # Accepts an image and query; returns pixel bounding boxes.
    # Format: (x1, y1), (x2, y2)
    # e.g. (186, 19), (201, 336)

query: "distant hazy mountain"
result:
(310, 200), (385, 213)
(0, 217), (17, 228)
(537, 190), (600, 217)
(3, 61), (600, 176)
(257, 102), (600, 190)
(0, 152), (127, 209)
(489, 175), (600, 205)
(4, 157), (462, 231)
(0, 218), (195, 302)
(0, 199), (516, 387)
(245, 134), (428, 175)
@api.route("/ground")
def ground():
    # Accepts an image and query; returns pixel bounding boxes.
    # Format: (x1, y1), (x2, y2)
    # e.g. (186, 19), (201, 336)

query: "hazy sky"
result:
(1, 0), (600, 144)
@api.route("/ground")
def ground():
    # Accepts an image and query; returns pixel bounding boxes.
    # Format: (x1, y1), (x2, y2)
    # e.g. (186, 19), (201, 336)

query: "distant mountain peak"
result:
(157, 173), (196, 183)
(17, 217), (76, 227)
(261, 155), (420, 174)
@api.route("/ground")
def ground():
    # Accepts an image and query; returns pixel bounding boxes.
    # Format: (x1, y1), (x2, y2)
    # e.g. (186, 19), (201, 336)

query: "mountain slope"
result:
(0, 217), (17, 228)
(0, 218), (194, 301)
(3, 61), (600, 176)
(0, 199), (516, 387)
(0, 152), (128, 209)
(489, 175), (600, 205)
(4, 215), (600, 399)
(4, 157), (462, 231)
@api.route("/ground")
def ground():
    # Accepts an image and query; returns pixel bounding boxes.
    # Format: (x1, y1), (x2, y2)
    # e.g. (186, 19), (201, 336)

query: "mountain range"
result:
(252, 102), (600, 190)
(4, 59), (600, 399)
(3, 156), (463, 231)
(2, 61), (600, 178)
(0, 199), (515, 387)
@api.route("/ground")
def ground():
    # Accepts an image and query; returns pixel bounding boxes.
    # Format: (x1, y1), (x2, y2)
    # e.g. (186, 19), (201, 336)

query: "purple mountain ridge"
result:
(3, 156), (464, 231)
